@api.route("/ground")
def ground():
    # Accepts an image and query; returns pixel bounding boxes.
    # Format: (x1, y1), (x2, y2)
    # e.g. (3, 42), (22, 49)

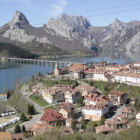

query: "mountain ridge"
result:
(0, 11), (140, 55)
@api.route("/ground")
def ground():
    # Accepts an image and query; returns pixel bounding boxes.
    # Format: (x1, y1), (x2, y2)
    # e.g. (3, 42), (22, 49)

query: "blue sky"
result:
(0, 0), (140, 27)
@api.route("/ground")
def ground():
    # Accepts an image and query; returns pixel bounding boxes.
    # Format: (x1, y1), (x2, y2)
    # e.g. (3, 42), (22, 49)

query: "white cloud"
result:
(59, 0), (67, 6)
(50, 5), (63, 16)
(0, 0), (31, 6)
(49, 0), (67, 17)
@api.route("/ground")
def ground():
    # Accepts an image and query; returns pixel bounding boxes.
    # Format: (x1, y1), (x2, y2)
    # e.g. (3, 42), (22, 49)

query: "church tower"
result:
(54, 62), (59, 76)
(55, 62), (58, 70)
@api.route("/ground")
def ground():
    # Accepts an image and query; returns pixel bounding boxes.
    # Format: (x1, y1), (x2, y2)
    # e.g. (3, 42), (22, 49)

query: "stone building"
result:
(54, 63), (68, 76)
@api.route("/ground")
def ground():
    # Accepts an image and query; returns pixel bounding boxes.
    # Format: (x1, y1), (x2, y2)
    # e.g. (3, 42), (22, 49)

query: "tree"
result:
(99, 116), (106, 125)
(71, 119), (76, 131)
(56, 119), (61, 127)
(7, 90), (11, 99)
(14, 124), (21, 134)
(76, 98), (84, 106)
(27, 104), (36, 115)
(22, 125), (26, 132)
(74, 79), (79, 87)
(93, 122), (98, 127)
(20, 113), (27, 122)
(71, 110), (76, 120)
(81, 116), (87, 130)
(90, 81), (93, 86)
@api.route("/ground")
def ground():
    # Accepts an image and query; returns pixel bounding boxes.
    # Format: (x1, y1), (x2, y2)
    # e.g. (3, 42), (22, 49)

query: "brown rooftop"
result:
(95, 125), (113, 132)
(109, 90), (125, 96)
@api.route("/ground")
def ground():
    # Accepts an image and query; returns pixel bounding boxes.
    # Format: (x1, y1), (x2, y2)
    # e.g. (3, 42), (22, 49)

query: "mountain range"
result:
(0, 11), (140, 56)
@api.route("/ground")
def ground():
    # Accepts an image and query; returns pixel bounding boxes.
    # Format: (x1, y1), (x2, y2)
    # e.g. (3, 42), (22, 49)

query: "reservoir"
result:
(0, 50), (140, 93)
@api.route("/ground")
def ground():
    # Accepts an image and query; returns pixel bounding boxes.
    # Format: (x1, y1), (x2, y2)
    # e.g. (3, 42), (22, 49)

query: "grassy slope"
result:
(29, 96), (49, 107)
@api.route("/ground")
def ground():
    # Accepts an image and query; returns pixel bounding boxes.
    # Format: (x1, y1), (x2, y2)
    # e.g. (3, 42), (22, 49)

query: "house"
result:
(95, 125), (113, 135)
(133, 62), (140, 67)
(136, 112), (140, 121)
(84, 93), (113, 107)
(84, 68), (94, 79)
(0, 132), (12, 140)
(82, 104), (109, 121)
(27, 121), (53, 136)
(40, 109), (66, 126)
(42, 87), (65, 104)
(66, 118), (72, 127)
(69, 64), (87, 72)
(57, 103), (75, 119)
(105, 118), (128, 130)
(31, 83), (46, 95)
(54, 63), (68, 76)
(11, 133), (24, 140)
(105, 65), (122, 71)
(65, 89), (81, 104)
(75, 85), (97, 97)
(108, 91), (127, 106)
(120, 107), (134, 118)
(114, 71), (140, 84)
(73, 70), (84, 79)
(0, 132), (24, 140)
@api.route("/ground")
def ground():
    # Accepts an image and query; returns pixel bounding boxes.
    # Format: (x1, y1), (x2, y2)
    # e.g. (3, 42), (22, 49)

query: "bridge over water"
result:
(0, 57), (82, 66)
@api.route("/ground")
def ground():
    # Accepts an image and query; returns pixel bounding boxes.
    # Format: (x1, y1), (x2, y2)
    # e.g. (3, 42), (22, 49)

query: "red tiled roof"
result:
(40, 109), (65, 122)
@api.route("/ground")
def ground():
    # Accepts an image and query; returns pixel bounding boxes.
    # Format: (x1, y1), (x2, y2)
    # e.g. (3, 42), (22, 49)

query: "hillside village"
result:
(1, 61), (140, 139)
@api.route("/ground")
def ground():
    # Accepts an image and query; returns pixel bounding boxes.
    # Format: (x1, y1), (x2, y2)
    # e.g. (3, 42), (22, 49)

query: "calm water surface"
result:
(0, 50), (140, 93)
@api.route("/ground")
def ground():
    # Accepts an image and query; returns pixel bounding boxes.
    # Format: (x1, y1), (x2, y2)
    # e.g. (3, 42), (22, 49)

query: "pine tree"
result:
(22, 125), (26, 132)
(27, 104), (36, 115)
(71, 119), (76, 131)
(30, 104), (36, 115)
(20, 113), (27, 122)
(27, 104), (31, 115)
(14, 124), (21, 134)
(90, 81), (93, 86)
(71, 111), (76, 120)
(74, 79), (79, 87)
(81, 116), (87, 130)
(99, 116), (106, 125)
(56, 118), (61, 127)
(7, 90), (10, 99)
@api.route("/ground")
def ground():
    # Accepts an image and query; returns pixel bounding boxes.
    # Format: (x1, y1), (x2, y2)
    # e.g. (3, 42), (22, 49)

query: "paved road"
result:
(114, 83), (121, 91)
(7, 112), (44, 132)
(20, 84), (43, 113)
(7, 84), (47, 132)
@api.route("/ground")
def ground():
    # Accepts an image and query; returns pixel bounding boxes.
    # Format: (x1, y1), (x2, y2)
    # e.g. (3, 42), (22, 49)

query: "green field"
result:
(29, 96), (49, 107)
(83, 80), (118, 95)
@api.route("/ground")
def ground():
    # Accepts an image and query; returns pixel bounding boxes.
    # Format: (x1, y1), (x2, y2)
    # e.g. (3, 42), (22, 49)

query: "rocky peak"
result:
(9, 11), (29, 28)
(48, 13), (90, 29)
(110, 18), (125, 30)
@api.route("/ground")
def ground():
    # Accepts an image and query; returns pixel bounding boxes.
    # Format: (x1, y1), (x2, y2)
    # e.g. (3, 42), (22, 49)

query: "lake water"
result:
(0, 50), (140, 93)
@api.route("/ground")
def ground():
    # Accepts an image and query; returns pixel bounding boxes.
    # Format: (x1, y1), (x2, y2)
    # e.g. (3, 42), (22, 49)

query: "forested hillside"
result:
(0, 43), (38, 58)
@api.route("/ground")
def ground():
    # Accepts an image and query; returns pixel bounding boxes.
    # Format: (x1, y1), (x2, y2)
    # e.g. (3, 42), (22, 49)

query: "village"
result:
(1, 61), (140, 139)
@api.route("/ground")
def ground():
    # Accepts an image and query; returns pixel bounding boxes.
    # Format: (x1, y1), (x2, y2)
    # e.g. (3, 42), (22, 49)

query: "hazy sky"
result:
(0, 0), (140, 27)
